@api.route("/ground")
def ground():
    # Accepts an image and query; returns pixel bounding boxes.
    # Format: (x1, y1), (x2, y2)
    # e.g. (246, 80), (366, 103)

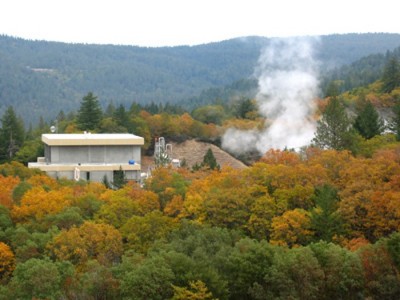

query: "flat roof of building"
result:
(42, 133), (144, 146)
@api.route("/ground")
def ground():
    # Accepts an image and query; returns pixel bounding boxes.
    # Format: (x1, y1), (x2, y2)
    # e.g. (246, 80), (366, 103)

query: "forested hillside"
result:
(2, 33), (400, 125)
(1, 49), (400, 298)
(322, 46), (400, 93)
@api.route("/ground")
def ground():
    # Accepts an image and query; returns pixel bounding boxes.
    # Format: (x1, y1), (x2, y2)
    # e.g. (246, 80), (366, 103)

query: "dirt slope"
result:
(141, 139), (247, 170)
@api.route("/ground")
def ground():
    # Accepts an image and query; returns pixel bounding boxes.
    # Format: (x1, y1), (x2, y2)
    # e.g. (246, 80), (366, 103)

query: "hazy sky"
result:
(1, 0), (399, 47)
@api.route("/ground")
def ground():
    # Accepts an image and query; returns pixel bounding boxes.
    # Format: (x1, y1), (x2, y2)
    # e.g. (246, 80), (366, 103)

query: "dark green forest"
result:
(2, 33), (400, 125)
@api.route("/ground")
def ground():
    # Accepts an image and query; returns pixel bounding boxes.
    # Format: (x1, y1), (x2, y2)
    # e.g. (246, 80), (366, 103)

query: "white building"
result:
(28, 133), (144, 182)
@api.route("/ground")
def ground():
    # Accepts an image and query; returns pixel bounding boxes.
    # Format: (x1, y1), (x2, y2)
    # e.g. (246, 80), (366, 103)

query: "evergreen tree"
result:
(112, 166), (127, 189)
(113, 104), (130, 129)
(381, 56), (400, 93)
(312, 97), (352, 150)
(324, 80), (341, 98)
(57, 110), (66, 122)
(0, 106), (25, 162)
(235, 98), (257, 119)
(38, 116), (47, 132)
(202, 148), (220, 170)
(105, 102), (116, 118)
(76, 92), (103, 131)
(353, 101), (384, 139)
(129, 102), (142, 115)
(310, 185), (343, 242)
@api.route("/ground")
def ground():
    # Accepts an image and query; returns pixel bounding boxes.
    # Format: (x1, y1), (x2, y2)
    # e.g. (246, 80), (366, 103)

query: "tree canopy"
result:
(353, 100), (384, 139)
(76, 92), (103, 131)
(312, 97), (352, 150)
(381, 56), (400, 93)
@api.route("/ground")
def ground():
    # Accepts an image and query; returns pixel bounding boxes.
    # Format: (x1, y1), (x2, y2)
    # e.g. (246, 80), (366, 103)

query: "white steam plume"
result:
(222, 37), (320, 155)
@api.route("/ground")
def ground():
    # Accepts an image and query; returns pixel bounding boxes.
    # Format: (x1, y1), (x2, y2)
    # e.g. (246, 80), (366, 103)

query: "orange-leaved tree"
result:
(0, 242), (15, 282)
(0, 175), (20, 207)
(338, 148), (400, 241)
(48, 221), (123, 266)
(180, 167), (253, 229)
(11, 186), (73, 223)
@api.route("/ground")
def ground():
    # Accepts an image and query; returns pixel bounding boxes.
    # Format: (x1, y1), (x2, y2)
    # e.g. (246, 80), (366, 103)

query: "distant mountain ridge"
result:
(1, 33), (400, 125)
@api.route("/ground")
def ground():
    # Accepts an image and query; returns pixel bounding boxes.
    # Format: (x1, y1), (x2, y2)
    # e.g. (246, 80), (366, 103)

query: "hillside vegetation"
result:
(2, 33), (400, 124)
(1, 143), (400, 298)
(1, 32), (400, 299)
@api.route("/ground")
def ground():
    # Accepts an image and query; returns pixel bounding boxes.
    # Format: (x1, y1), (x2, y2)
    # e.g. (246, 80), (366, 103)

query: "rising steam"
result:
(222, 37), (320, 155)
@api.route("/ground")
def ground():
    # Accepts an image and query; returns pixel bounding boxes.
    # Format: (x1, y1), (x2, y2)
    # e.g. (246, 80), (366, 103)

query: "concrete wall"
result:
(46, 170), (141, 183)
(47, 145), (141, 164)
(42, 143), (142, 183)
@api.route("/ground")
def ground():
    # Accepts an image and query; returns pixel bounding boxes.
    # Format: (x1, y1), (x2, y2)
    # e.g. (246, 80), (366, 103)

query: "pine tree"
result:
(113, 104), (130, 128)
(112, 166), (127, 189)
(76, 92), (103, 131)
(325, 80), (341, 98)
(312, 97), (352, 150)
(236, 98), (257, 119)
(104, 102), (116, 118)
(381, 56), (400, 93)
(202, 148), (220, 170)
(353, 101), (384, 139)
(310, 184), (343, 242)
(0, 106), (25, 162)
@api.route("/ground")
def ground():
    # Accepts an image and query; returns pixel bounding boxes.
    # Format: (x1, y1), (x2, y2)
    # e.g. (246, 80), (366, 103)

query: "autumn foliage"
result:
(0, 144), (400, 298)
(0, 242), (15, 282)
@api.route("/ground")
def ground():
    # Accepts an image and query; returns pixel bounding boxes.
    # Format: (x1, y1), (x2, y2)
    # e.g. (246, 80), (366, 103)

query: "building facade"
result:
(28, 133), (144, 183)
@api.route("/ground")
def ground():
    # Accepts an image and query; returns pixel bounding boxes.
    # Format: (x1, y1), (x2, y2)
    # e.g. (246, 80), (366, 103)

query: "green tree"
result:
(104, 102), (116, 117)
(310, 185), (344, 242)
(251, 246), (324, 299)
(119, 256), (175, 300)
(227, 238), (276, 299)
(353, 101), (384, 139)
(0, 106), (25, 162)
(386, 232), (400, 271)
(76, 259), (120, 299)
(309, 242), (364, 299)
(43, 206), (84, 230)
(8, 258), (74, 300)
(235, 98), (258, 119)
(192, 105), (226, 125)
(0, 205), (13, 239)
(202, 148), (220, 170)
(312, 97), (352, 150)
(14, 139), (44, 165)
(157, 223), (237, 299)
(113, 104), (131, 131)
(381, 56), (400, 93)
(324, 80), (342, 98)
(112, 166), (127, 189)
(76, 92), (103, 131)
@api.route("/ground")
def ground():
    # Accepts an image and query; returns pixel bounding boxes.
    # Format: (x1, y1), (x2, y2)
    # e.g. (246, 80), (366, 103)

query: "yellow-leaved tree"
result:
(11, 186), (73, 223)
(48, 221), (123, 266)
(270, 209), (314, 247)
(0, 175), (20, 208)
(0, 242), (15, 282)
